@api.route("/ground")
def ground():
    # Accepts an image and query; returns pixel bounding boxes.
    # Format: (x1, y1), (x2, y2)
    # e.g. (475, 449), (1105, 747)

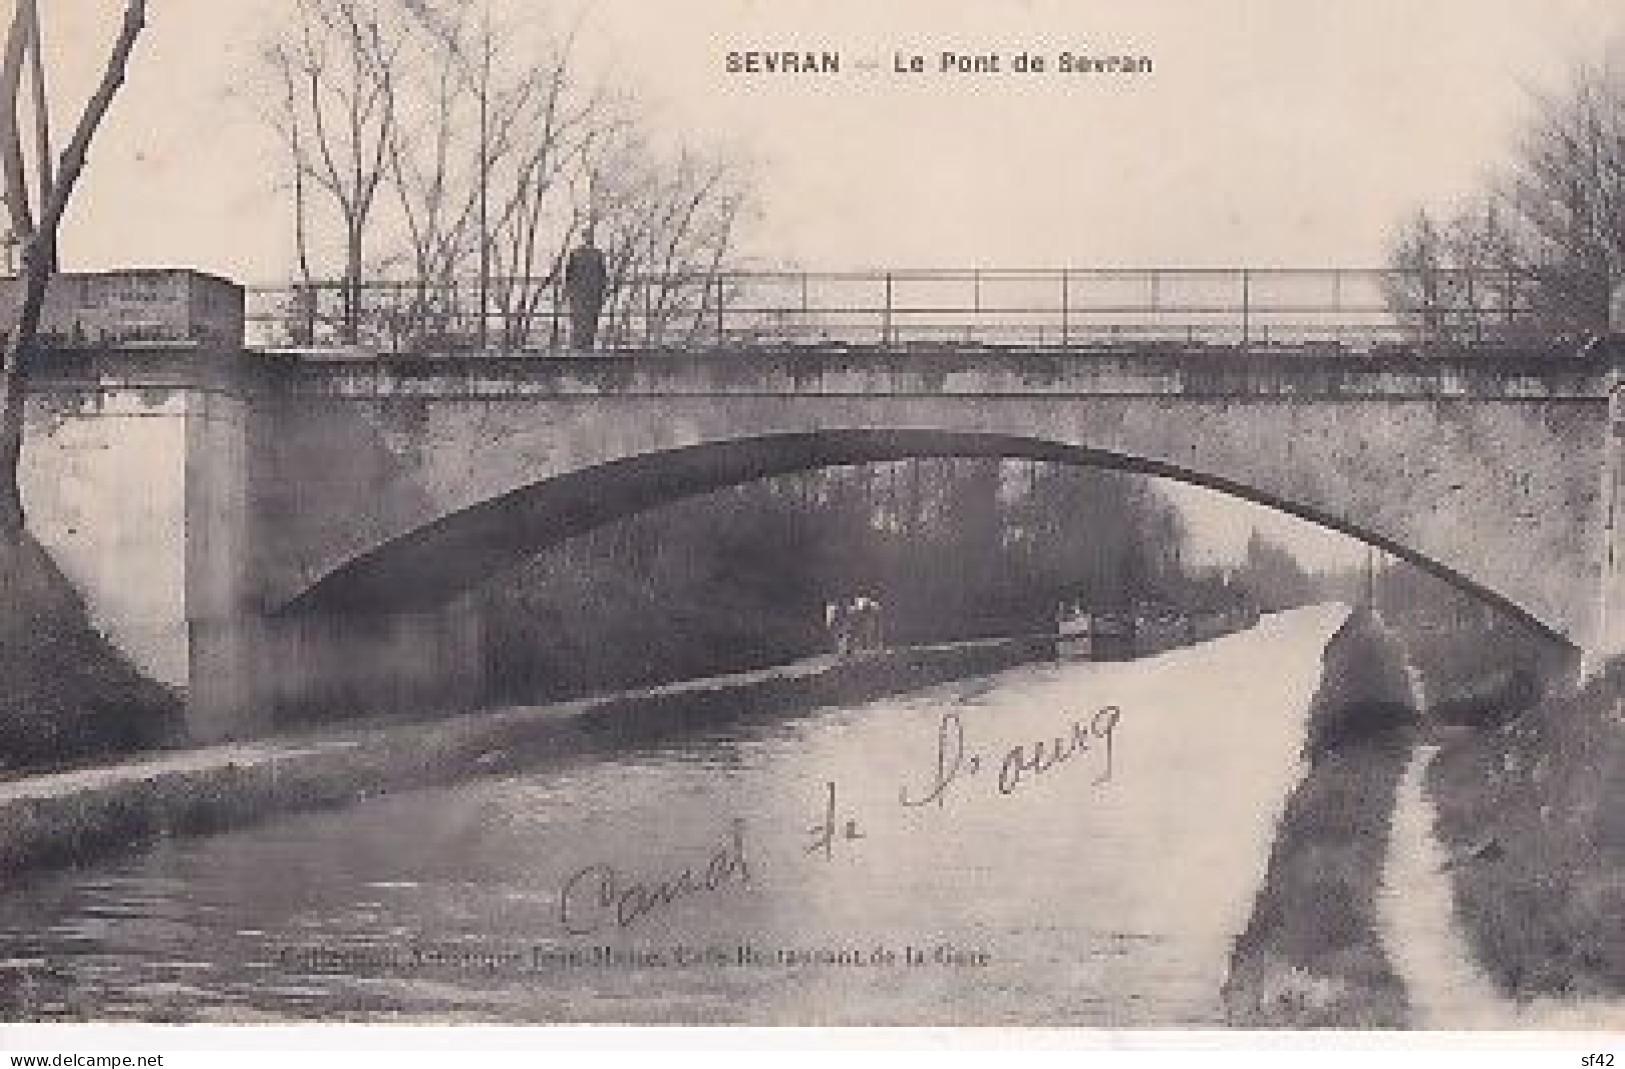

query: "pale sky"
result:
(38, 0), (1625, 568)
(43, 0), (1625, 280)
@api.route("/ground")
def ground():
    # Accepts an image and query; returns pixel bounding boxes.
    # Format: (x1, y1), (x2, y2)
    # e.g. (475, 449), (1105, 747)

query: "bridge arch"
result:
(276, 428), (1572, 650)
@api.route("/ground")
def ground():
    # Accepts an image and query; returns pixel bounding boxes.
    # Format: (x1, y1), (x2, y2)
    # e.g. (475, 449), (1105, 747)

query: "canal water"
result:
(0, 605), (1347, 1025)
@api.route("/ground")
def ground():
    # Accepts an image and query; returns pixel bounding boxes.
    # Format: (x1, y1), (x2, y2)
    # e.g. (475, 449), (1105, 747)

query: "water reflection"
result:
(0, 606), (1346, 1025)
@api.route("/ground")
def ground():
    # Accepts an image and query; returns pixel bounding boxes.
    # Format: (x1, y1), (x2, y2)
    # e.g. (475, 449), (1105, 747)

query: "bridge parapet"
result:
(244, 267), (1605, 355)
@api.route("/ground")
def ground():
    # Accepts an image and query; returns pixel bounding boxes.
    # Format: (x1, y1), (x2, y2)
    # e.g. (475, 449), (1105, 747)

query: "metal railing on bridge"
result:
(244, 267), (1608, 354)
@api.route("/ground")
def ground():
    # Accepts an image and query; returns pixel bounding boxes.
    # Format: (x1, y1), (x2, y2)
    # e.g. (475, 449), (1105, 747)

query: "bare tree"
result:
(287, 0), (603, 350)
(258, 0), (755, 351)
(1386, 199), (1528, 346)
(592, 128), (753, 348)
(264, 0), (404, 344)
(1505, 59), (1625, 332)
(484, 68), (600, 347)
(1388, 52), (1625, 344)
(0, 0), (148, 535)
(261, 40), (322, 343)
(379, 3), (478, 343)
(445, 10), (602, 349)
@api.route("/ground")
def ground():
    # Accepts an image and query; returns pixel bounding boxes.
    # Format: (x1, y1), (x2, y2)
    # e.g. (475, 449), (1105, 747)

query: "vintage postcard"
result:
(0, 0), (1620, 1053)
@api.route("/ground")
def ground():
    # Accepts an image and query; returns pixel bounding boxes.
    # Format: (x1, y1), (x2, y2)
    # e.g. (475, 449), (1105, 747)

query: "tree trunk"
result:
(0, 0), (146, 538)
(343, 219), (364, 344)
(0, 241), (52, 538)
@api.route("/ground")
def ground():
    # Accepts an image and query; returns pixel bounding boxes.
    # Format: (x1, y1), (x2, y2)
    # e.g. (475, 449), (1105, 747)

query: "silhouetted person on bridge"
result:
(564, 229), (608, 351)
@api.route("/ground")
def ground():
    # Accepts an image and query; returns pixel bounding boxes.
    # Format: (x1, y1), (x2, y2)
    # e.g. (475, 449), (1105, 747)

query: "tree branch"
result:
(41, 0), (148, 234)
(0, 0), (36, 239)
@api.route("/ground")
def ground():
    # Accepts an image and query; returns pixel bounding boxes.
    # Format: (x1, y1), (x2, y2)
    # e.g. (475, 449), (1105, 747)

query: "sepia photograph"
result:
(0, 0), (1621, 1051)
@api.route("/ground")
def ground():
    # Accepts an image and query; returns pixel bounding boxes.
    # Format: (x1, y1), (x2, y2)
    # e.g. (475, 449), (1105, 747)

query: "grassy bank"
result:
(1374, 583), (1621, 1002)
(1222, 609), (1418, 1028)
(0, 534), (182, 770)
(1426, 660), (1625, 999)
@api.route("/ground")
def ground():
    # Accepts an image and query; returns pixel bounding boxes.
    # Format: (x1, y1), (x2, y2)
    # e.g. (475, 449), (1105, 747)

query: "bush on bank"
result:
(1428, 657), (1625, 998)
(1397, 617), (1550, 730)
(0, 534), (183, 769)
(1303, 609), (1419, 762)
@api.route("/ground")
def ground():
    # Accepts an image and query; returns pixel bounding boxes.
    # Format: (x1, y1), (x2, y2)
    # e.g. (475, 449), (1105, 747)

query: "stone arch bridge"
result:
(16, 282), (1625, 740)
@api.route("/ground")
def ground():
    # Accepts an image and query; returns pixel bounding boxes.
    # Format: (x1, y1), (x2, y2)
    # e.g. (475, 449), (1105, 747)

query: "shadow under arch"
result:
(275, 428), (1574, 651)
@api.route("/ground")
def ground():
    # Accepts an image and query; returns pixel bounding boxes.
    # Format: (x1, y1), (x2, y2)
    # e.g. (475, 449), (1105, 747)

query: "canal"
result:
(0, 604), (1348, 1025)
